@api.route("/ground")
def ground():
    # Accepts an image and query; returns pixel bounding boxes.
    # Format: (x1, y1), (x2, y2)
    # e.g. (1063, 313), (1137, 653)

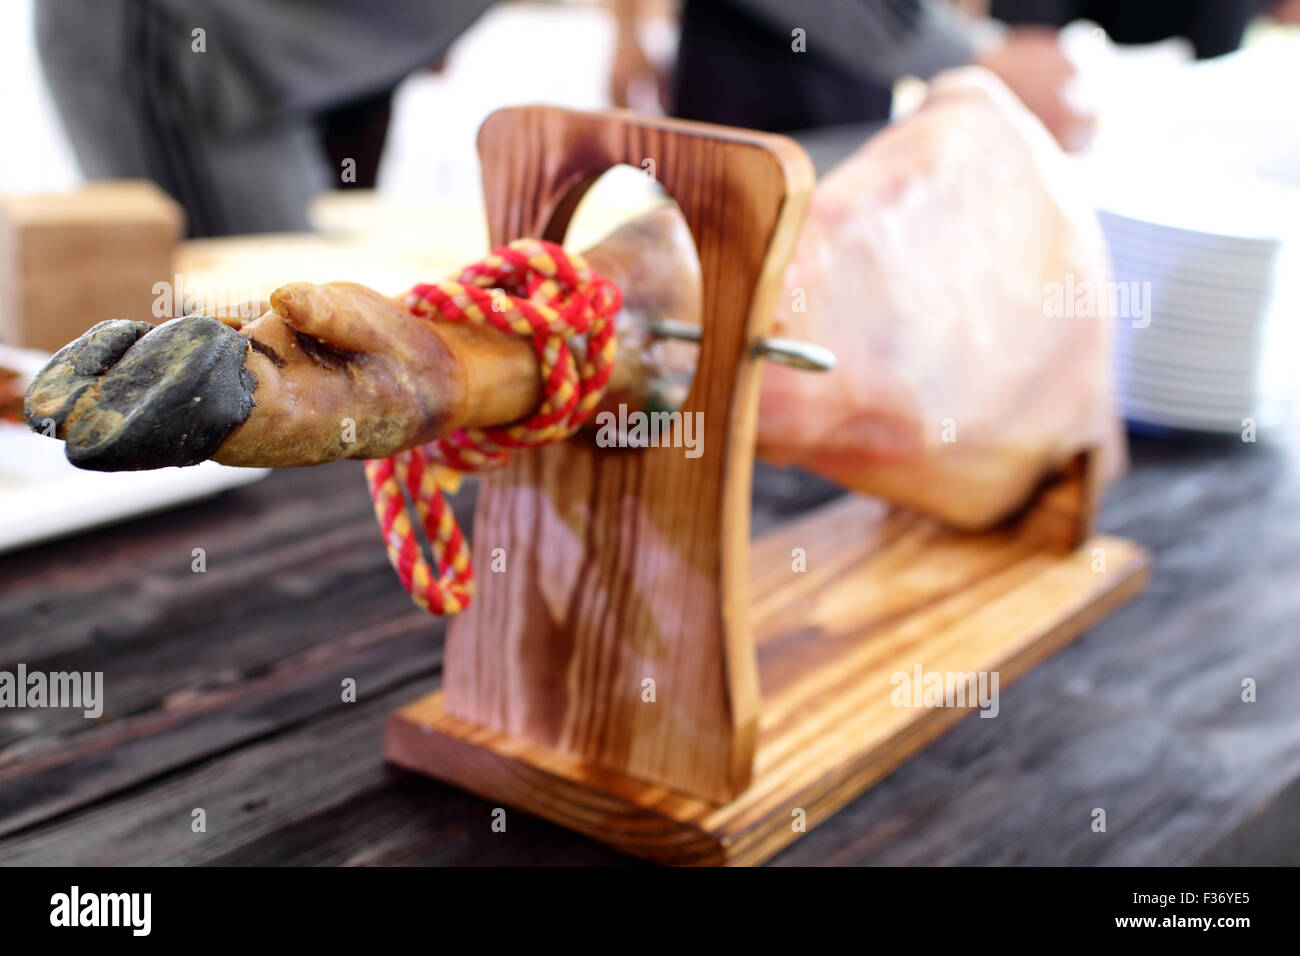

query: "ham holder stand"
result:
(384, 106), (1151, 865)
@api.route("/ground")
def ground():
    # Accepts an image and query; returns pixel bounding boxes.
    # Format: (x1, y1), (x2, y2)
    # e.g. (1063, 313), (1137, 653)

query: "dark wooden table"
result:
(1, 424), (1298, 866)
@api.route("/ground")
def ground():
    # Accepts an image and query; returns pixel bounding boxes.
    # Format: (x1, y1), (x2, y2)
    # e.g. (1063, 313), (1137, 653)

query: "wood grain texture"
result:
(1008, 449), (1099, 551)
(442, 107), (816, 802)
(3, 435), (1299, 865)
(388, 493), (1149, 865)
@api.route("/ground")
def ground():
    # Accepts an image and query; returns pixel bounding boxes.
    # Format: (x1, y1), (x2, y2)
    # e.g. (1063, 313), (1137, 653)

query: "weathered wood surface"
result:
(1, 427), (1297, 865)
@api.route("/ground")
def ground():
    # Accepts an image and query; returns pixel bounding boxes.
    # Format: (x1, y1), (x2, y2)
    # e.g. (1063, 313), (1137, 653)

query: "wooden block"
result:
(0, 181), (182, 351)
(387, 495), (1151, 865)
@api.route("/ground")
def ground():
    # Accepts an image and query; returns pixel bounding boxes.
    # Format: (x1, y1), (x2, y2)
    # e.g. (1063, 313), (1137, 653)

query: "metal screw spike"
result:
(648, 318), (836, 373)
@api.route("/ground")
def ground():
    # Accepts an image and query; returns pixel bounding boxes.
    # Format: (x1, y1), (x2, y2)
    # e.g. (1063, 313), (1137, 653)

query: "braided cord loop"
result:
(363, 239), (621, 616)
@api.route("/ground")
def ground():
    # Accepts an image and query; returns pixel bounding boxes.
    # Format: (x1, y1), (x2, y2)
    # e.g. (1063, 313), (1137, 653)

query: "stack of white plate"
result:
(1100, 207), (1284, 433)
(1069, 33), (1300, 434)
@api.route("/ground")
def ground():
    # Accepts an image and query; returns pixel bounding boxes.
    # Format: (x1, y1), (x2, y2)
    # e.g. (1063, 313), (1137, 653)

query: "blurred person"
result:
(36, 0), (493, 237)
(609, 0), (1094, 150)
(990, 0), (1299, 60)
(1278, 0), (1300, 25)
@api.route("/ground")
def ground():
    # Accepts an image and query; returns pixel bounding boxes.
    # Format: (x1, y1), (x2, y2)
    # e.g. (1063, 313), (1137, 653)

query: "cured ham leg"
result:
(759, 68), (1123, 528)
(594, 67), (1123, 528)
(22, 216), (696, 472)
(24, 67), (1122, 530)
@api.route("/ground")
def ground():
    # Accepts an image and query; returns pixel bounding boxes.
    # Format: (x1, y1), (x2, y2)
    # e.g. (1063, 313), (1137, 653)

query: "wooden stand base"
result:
(386, 493), (1150, 865)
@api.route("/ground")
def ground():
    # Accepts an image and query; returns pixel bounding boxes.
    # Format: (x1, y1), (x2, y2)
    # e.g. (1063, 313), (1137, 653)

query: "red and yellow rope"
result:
(363, 239), (621, 616)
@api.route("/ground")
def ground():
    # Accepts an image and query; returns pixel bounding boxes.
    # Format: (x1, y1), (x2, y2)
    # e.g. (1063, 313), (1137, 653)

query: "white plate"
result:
(1108, 260), (1277, 287)
(1118, 362), (1260, 390)
(1122, 405), (1251, 434)
(1120, 389), (1256, 421)
(1099, 210), (1283, 254)
(0, 346), (270, 554)
(1105, 246), (1279, 285)
(1120, 394), (1257, 416)
(1119, 358), (1258, 390)
(1097, 208), (1289, 251)
(1095, 175), (1296, 245)
(1104, 241), (1280, 275)
(1117, 335), (1262, 370)
(1119, 312), (1266, 342)
(1080, 279), (1273, 340)
(1138, 290), (1274, 324)
(1119, 378), (1257, 409)
(1132, 317), (1268, 343)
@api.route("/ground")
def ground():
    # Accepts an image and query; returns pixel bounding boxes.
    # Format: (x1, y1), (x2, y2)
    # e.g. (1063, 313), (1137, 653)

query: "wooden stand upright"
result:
(385, 106), (1150, 865)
